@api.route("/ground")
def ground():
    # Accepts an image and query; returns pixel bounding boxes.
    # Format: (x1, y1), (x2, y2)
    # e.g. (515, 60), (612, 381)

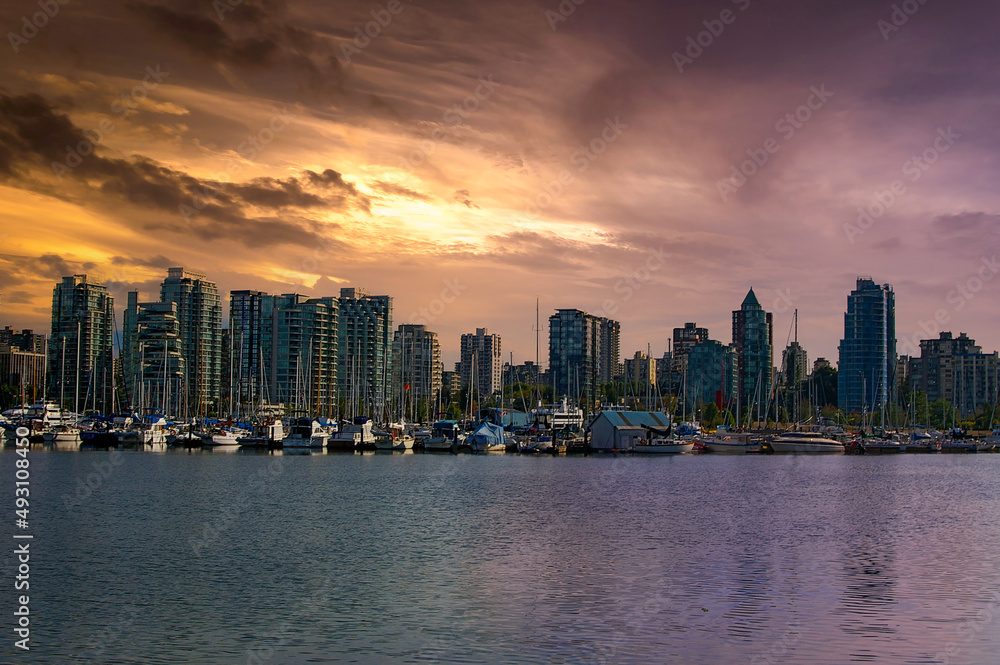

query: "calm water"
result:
(2, 449), (999, 664)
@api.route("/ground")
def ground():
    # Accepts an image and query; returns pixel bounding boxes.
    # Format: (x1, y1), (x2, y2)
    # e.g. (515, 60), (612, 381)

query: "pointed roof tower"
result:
(742, 288), (760, 308)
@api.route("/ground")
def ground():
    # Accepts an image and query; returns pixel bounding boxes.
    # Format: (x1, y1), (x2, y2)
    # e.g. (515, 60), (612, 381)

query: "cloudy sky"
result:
(1, 0), (998, 367)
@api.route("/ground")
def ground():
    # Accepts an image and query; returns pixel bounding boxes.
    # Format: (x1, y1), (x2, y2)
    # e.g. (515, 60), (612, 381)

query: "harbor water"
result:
(3, 450), (999, 664)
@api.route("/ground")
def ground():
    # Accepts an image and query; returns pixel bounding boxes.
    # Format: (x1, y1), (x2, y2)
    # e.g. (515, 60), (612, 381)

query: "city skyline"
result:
(4, 268), (1000, 375)
(1, 0), (999, 372)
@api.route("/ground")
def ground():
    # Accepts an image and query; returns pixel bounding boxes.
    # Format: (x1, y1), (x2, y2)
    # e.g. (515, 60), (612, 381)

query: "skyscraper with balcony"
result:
(268, 295), (338, 416)
(123, 293), (185, 415)
(670, 322), (709, 391)
(732, 289), (773, 411)
(48, 275), (115, 413)
(392, 324), (443, 422)
(460, 328), (502, 398)
(548, 309), (620, 407)
(684, 339), (737, 411)
(159, 268), (222, 414)
(906, 332), (998, 418)
(838, 277), (896, 414)
(337, 288), (392, 417)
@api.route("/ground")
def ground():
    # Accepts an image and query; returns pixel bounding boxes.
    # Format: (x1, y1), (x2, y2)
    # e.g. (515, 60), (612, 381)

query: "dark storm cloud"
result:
(0, 93), (367, 248)
(126, 0), (346, 95)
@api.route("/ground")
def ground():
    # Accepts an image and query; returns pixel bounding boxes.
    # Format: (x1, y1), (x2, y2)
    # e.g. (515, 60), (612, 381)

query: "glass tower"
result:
(838, 277), (896, 415)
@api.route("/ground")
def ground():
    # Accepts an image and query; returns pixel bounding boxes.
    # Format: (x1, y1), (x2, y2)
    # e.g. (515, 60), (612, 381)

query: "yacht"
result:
(42, 424), (82, 448)
(328, 417), (375, 451)
(283, 418), (329, 449)
(633, 434), (694, 454)
(238, 418), (286, 448)
(698, 430), (761, 454)
(200, 425), (250, 448)
(423, 420), (462, 452)
(769, 431), (845, 454)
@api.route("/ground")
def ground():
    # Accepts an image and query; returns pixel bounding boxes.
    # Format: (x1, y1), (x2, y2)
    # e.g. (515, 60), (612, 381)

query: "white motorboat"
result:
(42, 424), (81, 449)
(769, 431), (845, 454)
(141, 417), (168, 449)
(375, 422), (414, 450)
(328, 417), (375, 450)
(699, 432), (761, 454)
(283, 418), (329, 449)
(518, 434), (553, 454)
(633, 437), (694, 454)
(423, 420), (462, 452)
(201, 426), (250, 447)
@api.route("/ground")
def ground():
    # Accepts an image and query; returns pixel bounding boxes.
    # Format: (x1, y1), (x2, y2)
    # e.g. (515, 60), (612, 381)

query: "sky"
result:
(1, 0), (999, 368)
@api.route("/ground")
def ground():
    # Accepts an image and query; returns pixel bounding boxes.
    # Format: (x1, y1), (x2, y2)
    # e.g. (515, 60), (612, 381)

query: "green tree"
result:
(809, 366), (838, 407)
(928, 398), (955, 429)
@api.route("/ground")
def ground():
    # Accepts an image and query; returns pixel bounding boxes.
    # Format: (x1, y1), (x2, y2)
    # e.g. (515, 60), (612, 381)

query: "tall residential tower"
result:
(838, 277), (896, 414)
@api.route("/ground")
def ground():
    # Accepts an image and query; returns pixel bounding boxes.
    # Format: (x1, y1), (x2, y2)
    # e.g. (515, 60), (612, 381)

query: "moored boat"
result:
(283, 418), (329, 449)
(768, 431), (845, 454)
(698, 431), (761, 454)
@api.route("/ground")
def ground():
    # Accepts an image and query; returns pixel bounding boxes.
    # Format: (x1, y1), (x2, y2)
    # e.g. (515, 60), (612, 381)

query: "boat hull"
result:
(705, 441), (760, 454)
(633, 442), (694, 454)
(770, 441), (844, 454)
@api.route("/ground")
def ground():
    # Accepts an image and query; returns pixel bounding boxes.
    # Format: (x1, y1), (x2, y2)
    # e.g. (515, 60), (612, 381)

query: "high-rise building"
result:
(0, 327), (46, 402)
(337, 288), (392, 417)
(838, 277), (896, 414)
(669, 322), (709, 392)
(732, 289), (773, 409)
(597, 318), (621, 384)
(906, 332), (999, 417)
(782, 342), (808, 387)
(684, 339), (737, 411)
(229, 290), (266, 407)
(0, 327), (46, 354)
(391, 324), (443, 421)
(123, 293), (185, 415)
(268, 294), (338, 416)
(460, 328), (502, 398)
(548, 309), (620, 407)
(48, 275), (115, 413)
(624, 351), (657, 387)
(441, 370), (461, 406)
(160, 268), (222, 414)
